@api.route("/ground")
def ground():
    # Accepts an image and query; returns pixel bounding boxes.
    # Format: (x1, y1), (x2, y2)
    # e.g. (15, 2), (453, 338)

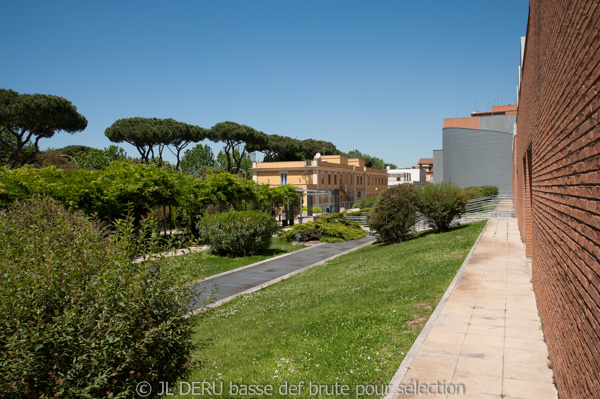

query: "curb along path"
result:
(186, 235), (376, 316)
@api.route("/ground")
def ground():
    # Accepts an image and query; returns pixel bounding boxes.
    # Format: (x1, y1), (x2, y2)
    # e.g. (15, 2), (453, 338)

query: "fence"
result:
(290, 195), (515, 229)
(414, 195), (515, 231)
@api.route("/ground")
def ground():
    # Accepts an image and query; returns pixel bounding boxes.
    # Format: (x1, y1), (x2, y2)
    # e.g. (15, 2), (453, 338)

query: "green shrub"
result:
(0, 197), (196, 398)
(420, 182), (468, 232)
(352, 195), (378, 210)
(281, 212), (367, 242)
(198, 210), (278, 257)
(463, 186), (485, 200)
(301, 206), (322, 213)
(367, 184), (421, 243)
(480, 185), (499, 197)
(463, 185), (499, 200)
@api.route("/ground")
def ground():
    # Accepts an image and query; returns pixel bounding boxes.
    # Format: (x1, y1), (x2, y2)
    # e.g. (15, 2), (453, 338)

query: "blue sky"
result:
(1, 1), (529, 167)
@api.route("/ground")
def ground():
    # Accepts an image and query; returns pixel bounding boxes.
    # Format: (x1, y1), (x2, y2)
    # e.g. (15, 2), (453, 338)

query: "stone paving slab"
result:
(385, 218), (557, 399)
(187, 235), (375, 314)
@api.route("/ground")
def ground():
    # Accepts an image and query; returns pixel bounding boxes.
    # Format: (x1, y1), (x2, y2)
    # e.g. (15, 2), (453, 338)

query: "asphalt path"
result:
(187, 235), (375, 314)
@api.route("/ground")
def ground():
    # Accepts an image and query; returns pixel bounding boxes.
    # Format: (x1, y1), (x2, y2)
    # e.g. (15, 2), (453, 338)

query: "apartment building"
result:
(252, 154), (388, 212)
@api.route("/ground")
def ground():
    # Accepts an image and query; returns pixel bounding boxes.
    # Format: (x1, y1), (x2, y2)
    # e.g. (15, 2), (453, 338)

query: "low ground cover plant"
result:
(0, 197), (197, 398)
(280, 212), (367, 243)
(368, 184), (421, 243)
(420, 182), (468, 232)
(198, 210), (278, 257)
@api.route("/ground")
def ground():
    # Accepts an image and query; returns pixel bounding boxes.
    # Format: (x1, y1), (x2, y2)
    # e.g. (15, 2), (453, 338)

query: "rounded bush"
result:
(420, 182), (468, 232)
(280, 213), (367, 242)
(0, 197), (196, 398)
(367, 184), (421, 243)
(352, 195), (378, 210)
(199, 210), (278, 257)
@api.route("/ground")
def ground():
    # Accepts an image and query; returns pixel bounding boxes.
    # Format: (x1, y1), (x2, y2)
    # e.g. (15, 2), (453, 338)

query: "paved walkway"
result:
(386, 218), (557, 399)
(186, 235), (375, 316)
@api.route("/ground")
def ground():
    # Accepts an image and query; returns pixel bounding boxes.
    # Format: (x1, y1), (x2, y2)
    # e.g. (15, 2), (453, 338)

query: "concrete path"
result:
(186, 235), (375, 316)
(386, 218), (557, 399)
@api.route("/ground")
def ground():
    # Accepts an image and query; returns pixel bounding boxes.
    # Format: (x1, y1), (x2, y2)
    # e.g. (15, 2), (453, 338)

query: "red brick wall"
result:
(515, 1), (600, 397)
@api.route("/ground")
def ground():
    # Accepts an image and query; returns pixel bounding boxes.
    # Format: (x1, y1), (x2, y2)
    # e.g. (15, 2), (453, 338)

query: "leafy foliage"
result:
(0, 164), (303, 236)
(302, 206), (323, 213)
(198, 210), (278, 257)
(255, 183), (300, 215)
(74, 145), (128, 170)
(280, 212), (367, 243)
(105, 117), (207, 168)
(353, 195), (378, 209)
(299, 138), (340, 160)
(463, 186), (485, 200)
(479, 185), (499, 197)
(368, 184), (421, 243)
(209, 122), (266, 174)
(180, 144), (215, 174)
(346, 149), (385, 169)
(420, 182), (468, 232)
(0, 89), (87, 167)
(247, 134), (303, 162)
(0, 197), (197, 398)
(216, 149), (251, 179)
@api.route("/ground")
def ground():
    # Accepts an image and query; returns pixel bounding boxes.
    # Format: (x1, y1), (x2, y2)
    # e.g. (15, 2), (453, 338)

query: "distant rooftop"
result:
(444, 104), (517, 129)
(471, 104), (517, 117)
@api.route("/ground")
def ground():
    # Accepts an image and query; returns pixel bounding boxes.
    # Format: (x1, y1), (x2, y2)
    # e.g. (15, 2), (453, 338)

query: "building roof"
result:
(417, 158), (433, 165)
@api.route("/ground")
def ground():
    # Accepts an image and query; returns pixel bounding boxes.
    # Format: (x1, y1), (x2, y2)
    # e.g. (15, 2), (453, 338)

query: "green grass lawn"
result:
(175, 221), (486, 398)
(168, 238), (306, 283)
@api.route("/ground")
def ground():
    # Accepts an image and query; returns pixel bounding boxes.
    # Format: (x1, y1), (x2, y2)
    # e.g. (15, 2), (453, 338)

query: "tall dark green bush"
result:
(198, 210), (278, 257)
(0, 197), (197, 398)
(367, 184), (421, 243)
(420, 182), (468, 232)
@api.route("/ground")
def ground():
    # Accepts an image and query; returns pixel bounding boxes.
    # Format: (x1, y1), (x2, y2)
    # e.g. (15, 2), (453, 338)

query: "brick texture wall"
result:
(514, 1), (600, 397)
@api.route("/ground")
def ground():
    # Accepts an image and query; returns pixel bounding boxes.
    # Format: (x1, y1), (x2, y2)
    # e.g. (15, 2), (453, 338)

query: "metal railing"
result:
(414, 195), (515, 231)
(296, 195), (515, 230)
(344, 212), (370, 227)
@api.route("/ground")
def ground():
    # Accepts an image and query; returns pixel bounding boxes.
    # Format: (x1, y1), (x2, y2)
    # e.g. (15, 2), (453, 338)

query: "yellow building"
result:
(252, 154), (388, 213)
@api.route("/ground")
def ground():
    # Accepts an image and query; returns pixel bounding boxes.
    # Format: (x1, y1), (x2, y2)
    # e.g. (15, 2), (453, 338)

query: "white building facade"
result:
(387, 167), (426, 188)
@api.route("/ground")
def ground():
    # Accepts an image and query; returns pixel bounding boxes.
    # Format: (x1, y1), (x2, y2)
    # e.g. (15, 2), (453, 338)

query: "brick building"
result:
(513, 1), (600, 397)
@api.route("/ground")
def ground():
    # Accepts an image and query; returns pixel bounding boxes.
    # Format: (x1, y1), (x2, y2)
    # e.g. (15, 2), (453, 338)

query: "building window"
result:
(334, 174), (337, 185)
(280, 173), (287, 185)
(396, 173), (412, 182)
(328, 173), (331, 185)
(321, 172), (324, 185)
